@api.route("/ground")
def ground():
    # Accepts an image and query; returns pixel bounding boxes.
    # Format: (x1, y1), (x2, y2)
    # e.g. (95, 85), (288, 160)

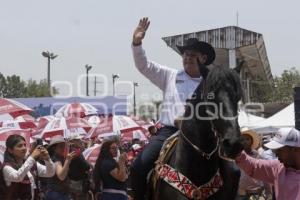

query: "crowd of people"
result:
(1, 16), (299, 200)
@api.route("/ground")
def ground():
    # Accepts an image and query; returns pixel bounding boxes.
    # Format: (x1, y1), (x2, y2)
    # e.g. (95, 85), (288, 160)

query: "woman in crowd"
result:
(93, 139), (128, 200)
(45, 135), (77, 200)
(1, 134), (55, 200)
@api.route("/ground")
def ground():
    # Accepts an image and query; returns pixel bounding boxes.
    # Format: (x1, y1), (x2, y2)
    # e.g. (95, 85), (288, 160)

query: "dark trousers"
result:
(130, 126), (178, 200)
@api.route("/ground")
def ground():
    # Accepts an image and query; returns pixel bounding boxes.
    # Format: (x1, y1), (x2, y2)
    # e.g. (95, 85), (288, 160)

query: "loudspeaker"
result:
(294, 86), (300, 130)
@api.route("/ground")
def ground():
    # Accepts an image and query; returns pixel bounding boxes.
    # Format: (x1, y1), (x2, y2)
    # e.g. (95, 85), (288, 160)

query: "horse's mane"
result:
(205, 65), (243, 103)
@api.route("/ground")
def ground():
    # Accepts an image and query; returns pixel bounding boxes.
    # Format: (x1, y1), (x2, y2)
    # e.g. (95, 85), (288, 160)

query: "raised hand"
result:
(31, 147), (42, 160)
(66, 151), (77, 162)
(39, 147), (50, 161)
(132, 17), (150, 45)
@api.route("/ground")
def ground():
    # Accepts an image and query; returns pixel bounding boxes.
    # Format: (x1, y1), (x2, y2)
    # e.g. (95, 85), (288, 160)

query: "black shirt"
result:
(100, 158), (126, 191)
(68, 154), (91, 181)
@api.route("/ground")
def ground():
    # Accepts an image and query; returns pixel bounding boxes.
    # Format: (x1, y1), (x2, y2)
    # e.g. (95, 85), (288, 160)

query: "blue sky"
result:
(0, 0), (299, 103)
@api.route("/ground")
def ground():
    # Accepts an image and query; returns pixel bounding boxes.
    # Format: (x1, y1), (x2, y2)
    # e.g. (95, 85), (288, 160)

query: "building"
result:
(162, 26), (274, 102)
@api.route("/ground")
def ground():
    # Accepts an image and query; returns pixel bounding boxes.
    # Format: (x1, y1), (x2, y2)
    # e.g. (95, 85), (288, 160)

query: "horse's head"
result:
(204, 65), (244, 158)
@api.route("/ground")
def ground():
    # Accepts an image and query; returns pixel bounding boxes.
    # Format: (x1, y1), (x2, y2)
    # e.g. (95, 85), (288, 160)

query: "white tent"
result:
(252, 103), (295, 134)
(238, 110), (265, 128)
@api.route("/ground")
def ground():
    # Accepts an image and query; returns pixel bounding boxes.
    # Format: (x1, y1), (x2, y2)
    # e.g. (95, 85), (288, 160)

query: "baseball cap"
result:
(264, 128), (300, 150)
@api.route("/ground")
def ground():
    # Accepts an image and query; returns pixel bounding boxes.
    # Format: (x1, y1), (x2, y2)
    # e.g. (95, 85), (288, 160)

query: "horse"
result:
(150, 65), (244, 200)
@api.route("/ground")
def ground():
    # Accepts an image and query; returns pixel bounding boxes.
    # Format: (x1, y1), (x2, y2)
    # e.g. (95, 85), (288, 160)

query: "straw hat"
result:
(48, 135), (65, 147)
(241, 127), (260, 149)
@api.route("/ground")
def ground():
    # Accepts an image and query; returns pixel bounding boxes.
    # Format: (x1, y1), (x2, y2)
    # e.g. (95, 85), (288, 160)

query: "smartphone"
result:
(36, 138), (43, 148)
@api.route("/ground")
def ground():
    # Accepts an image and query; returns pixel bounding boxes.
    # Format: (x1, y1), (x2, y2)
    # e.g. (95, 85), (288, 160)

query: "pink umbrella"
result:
(36, 117), (92, 139)
(82, 144), (101, 166)
(55, 103), (98, 118)
(0, 128), (31, 162)
(0, 98), (32, 120)
(87, 115), (143, 139)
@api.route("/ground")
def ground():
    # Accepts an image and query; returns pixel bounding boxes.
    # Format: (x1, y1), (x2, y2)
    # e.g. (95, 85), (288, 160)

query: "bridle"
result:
(178, 80), (235, 162)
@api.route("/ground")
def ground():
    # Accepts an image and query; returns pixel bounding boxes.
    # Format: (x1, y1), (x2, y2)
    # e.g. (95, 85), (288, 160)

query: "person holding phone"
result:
(93, 140), (128, 200)
(1, 134), (55, 200)
(45, 136), (77, 200)
(130, 17), (215, 200)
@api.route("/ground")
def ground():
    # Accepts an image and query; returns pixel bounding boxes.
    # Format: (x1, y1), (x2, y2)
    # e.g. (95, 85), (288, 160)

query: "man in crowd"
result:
(235, 127), (300, 200)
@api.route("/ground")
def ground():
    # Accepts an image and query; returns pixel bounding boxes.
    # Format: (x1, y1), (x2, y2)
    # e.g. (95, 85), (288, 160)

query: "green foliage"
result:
(272, 68), (300, 102)
(0, 73), (58, 98)
(252, 68), (300, 103)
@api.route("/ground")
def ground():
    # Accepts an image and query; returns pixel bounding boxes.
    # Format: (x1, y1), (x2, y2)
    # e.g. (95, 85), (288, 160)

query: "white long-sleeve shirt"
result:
(3, 156), (55, 199)
(132, 44), (202, 126)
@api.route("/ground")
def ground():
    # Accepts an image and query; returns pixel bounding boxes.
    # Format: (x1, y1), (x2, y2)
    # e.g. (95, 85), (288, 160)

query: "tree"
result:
(4, 75), (27, 98)
(252, 68), (300, 103)
(0, 73), (58, 98)
(272, 67), (300, 103)
(25, 79), (58, 97)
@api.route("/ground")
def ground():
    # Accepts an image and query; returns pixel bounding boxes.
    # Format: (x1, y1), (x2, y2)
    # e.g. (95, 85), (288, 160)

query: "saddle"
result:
(150, 131), (179, 199)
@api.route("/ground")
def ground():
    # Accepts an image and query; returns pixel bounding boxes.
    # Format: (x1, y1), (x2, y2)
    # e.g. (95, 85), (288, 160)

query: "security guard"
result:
(130, 17), (216, 200)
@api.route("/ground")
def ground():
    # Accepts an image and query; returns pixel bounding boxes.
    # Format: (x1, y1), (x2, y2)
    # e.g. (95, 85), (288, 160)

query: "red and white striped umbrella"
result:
(0, 128), (31, 162)
(0, 98), (32, 120)
(0, 113), (36, 130)
(87, 115), (143, 139)
(121, 129), (148, 142)
(82, 144), (101, 166)
(36, 115), (55, 130)
(36, 117), (92, 140)
(0, 120), (37, 129)
(55, 103), (98, 118)
(84, 115), (102, 127)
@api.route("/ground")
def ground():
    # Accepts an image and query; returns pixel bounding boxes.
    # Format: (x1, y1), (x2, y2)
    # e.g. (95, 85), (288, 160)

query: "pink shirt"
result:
(236, 151), (300, 200)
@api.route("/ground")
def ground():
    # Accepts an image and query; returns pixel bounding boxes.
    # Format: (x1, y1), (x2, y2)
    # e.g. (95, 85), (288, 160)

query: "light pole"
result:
(112, 74), (119, 96)
(85, 65), (92, 96)
(133, 82), (139, 116)
(42, 51), (58, 95)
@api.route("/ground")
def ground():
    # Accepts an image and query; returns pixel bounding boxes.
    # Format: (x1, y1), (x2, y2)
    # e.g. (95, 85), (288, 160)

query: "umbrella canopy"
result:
(0, 120), (37, 129)
(87, 115), (143, 139)
(82, 144), (101, 166)
(85, 115), (102, 127)
(36, 115), (55, 129)
(36, 117), (92, 139)
(55, 103), (98, 118)
(0, 98), (32, 120)
(0, 128), (31, 162)
(121, 129), (148, 142)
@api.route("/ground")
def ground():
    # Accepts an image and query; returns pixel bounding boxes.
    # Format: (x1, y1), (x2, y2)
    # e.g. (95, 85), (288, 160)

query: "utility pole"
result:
(42, 51), (58, 95)
(85, 65), (92, 96)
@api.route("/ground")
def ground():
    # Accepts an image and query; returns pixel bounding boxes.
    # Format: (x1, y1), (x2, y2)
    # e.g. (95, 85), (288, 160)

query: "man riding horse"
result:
(130, 17), (225, 200)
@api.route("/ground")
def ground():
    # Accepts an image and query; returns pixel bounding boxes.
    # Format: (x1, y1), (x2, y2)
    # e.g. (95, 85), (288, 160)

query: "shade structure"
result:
(36, 117), (92, 139)
(55, 102), (98, 118)
(0, 98), (32, 119)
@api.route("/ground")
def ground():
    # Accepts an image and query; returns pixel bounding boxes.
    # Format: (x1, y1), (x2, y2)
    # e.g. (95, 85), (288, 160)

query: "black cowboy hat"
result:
(176, 38), (216, 65)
